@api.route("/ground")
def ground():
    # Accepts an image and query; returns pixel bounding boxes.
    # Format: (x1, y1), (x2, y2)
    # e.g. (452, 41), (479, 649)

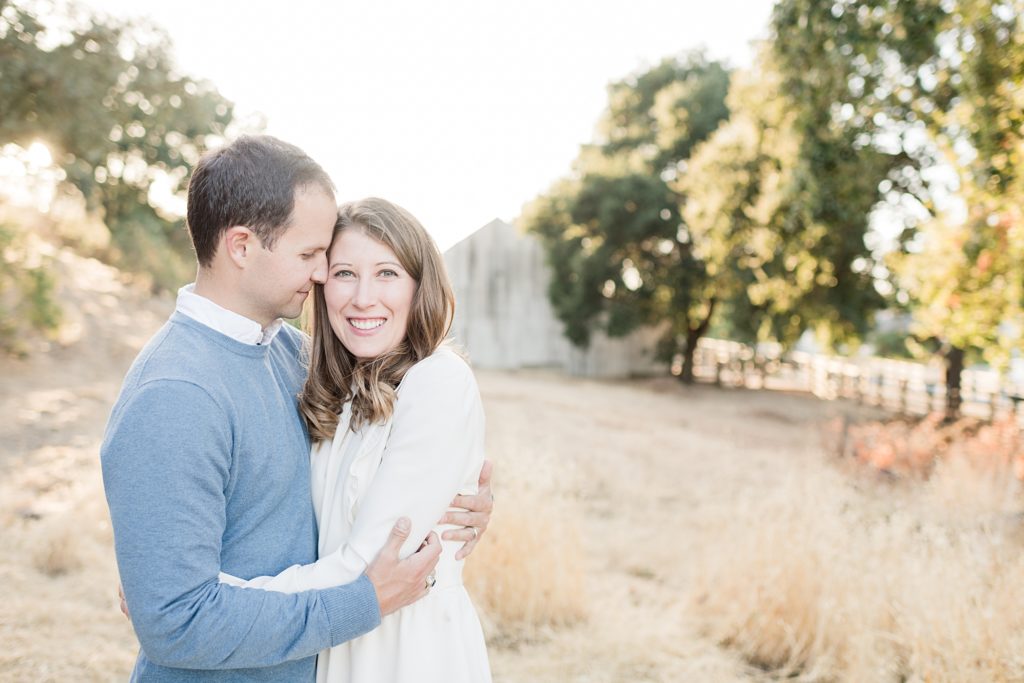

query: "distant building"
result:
(443, 218), (666, 378)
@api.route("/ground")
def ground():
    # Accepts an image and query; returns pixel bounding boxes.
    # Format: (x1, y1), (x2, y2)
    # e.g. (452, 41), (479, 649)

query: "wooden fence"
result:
(691, 338), (1024, 421)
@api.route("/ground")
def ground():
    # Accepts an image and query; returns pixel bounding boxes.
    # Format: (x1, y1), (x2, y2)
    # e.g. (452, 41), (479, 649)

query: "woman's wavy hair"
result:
(300, 197), (455, 441)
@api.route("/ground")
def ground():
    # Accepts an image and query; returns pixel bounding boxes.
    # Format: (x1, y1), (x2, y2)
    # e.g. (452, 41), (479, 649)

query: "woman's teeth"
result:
(350, 318), (385, 330)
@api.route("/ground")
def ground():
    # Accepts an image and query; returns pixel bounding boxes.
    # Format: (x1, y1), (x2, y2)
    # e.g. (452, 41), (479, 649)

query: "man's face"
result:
(244, 186), (337, 326)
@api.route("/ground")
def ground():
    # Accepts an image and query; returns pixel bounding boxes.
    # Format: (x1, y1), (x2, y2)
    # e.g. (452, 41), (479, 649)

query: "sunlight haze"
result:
(78, 0), (774, 248)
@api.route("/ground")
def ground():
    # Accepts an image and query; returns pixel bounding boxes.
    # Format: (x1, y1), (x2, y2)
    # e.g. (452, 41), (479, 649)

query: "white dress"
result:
(220, 348), (492, 683)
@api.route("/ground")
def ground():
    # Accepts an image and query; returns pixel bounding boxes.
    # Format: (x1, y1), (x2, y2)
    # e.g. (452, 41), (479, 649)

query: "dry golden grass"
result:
(688, 445), (1024, 682)
(1, 442), (139, 681)
(6, 244), (1024, 681)
(463, 440), (587, 636)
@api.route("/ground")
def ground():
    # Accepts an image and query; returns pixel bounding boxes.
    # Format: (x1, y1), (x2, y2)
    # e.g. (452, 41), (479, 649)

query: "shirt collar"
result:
(175, 283), (284, 346)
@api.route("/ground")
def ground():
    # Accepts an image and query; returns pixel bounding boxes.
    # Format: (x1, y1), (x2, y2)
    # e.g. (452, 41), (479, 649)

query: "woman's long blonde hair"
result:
(300, 197), (455, 441)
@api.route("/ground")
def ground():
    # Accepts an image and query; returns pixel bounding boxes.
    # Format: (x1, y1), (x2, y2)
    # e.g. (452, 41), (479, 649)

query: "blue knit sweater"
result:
(101, 313), (380, 682)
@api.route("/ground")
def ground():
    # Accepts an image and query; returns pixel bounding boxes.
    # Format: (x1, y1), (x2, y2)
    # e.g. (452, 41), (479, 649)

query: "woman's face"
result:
(323, 228), (418, 360)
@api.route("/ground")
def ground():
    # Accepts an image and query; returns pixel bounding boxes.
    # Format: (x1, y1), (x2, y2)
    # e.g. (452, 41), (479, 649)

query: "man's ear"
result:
(223, 226), (256, 268)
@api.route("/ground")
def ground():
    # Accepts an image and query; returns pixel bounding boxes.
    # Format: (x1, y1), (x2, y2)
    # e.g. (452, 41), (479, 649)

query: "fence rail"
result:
(691, 338), (1024, 422)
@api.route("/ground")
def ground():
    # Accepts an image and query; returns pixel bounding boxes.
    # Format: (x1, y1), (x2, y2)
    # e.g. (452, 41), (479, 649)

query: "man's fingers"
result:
(404, 532), (441, 595)
(403, 531), (441, 573)
(366, 522), (436, 616)
(417, 531), (442, 564)
(382, 517), (412, 556)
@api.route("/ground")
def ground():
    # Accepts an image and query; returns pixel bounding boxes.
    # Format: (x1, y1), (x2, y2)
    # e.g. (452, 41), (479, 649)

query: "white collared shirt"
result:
(176, 283), (285, 346)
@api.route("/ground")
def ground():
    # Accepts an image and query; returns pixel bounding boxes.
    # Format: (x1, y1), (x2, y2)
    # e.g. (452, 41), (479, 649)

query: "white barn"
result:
(443, 218), (666, 379)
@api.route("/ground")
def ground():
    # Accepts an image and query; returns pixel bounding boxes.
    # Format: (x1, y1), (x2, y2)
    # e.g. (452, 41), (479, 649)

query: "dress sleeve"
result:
(219, 350), (485, 592)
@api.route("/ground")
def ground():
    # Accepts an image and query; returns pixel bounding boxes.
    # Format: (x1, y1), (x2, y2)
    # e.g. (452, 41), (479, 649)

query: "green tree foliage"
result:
(0, 221), (60, 352)
(0, 0), (236, 290)
(768, 2), (940, 351)
(525, 44), (897, 383)
(889, 0), (1024, 415)
(522, 54), (729, 381)
(528, 1), (1021, 402)
(772, 0), (1024, 415)
(599, 55), (730, 176)
(680, 58), (890, 351)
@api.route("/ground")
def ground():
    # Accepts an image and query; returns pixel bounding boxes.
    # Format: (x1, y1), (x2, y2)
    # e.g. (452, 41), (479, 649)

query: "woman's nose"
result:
(352, 278), (376, 307)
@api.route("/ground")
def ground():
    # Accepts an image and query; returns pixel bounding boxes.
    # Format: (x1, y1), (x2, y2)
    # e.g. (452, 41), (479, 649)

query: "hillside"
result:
(0, 246), (173, 678)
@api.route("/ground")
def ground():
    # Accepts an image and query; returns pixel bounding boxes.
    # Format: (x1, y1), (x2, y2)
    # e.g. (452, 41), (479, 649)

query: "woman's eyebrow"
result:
(328, 260), (404, 268)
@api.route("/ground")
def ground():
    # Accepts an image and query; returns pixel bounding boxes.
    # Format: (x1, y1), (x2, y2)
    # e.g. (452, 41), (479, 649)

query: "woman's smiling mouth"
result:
(349, 318), (386, 331)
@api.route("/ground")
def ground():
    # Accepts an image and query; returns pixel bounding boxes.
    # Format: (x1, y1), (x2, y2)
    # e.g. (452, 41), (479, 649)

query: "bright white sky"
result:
(78, 0), (775, 249)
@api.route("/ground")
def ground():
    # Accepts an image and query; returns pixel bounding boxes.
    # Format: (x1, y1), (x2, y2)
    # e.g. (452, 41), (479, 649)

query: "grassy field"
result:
(3, 247), (1023, 682)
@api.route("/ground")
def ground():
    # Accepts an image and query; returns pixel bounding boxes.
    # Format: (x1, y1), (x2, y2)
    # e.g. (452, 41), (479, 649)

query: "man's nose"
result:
(311, 253), (328, 284)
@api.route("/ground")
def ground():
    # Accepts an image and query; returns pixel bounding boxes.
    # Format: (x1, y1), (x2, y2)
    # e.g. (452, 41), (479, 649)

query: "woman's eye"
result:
(379, 269), (398, 278)
(334, 270), (355, 278)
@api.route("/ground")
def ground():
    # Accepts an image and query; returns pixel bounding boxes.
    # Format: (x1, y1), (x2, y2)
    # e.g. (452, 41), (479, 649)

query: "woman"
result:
(220, 198), (492, 682)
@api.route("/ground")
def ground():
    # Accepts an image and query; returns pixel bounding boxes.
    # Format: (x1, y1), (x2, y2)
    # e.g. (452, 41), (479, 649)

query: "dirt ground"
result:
(0, 248), (877, 682)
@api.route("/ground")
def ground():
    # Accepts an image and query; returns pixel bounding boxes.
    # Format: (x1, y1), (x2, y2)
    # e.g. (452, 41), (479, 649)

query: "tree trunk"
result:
(944, 345), (965, 421)
(679, 299), (716, 384)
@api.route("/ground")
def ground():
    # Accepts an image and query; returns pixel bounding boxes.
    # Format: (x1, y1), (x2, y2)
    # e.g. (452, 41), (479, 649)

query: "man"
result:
(101, 135), (493, 681)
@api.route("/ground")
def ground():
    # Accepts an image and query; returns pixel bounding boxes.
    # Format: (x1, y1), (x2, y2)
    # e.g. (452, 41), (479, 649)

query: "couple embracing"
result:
(101, 135), (494, 682)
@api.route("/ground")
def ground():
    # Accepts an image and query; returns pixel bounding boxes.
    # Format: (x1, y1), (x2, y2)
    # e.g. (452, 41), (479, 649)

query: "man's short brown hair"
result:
(186, 135), (335, 266)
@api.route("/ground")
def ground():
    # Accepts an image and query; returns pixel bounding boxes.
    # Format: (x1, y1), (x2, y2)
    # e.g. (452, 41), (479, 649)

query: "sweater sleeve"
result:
(218, 350), (485, 592)
(101, 379), (380, 669)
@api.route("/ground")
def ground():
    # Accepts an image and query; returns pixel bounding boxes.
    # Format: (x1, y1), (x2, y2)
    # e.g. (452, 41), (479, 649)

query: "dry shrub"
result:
(844, 412), (1024, 519)
(688, 461), (1024, 682)
(31, 518), (85, 577)
(463, 441), (586, 639)
(841, 412), (1024, 481)
(689, 472), (901, 680)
